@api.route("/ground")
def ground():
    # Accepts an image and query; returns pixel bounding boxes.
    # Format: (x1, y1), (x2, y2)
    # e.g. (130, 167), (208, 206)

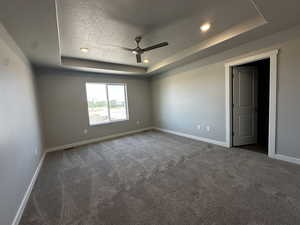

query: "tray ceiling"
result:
(1, 0), (300, 75)
(57, 0), (262, 67)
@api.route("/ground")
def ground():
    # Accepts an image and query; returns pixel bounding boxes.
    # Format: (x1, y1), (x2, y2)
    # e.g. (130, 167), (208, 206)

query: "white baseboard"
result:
(273, 154), (300, 165)
(12, 153), (46, 225)
(46, 127), (154, 152)
(154, 127), (228, 147)
(155, 127), (300, 165)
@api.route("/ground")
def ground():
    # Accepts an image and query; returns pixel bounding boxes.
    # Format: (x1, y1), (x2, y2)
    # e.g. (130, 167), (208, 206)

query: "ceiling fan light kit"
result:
(80, 47), (89, 53)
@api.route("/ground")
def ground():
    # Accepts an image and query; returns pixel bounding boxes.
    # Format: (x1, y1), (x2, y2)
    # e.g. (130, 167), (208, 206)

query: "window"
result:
(85, 83), (128, 125)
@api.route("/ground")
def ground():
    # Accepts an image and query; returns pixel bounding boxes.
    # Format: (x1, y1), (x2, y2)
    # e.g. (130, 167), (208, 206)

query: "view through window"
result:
(86, 83), (128, 125)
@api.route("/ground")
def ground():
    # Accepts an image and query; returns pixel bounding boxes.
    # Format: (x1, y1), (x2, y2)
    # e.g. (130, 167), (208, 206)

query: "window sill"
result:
(89, 119), (129, 127)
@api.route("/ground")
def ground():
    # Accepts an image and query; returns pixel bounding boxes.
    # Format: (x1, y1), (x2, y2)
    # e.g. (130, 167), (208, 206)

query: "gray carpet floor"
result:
(20, 130), (300, 225)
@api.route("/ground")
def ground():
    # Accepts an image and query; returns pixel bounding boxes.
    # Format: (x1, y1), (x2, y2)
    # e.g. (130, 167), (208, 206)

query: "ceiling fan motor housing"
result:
(135, 36), (142, 44)
(129, 36), (168, 63)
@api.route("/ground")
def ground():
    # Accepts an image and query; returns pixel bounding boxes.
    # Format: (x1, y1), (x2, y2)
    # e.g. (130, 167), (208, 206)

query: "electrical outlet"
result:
(197, 125), (201, 130)
(83, 129), (88, 134)
(206, 125), (211, 132)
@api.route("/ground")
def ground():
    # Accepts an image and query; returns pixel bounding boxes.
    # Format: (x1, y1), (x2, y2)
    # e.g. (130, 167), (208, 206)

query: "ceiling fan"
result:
(121, 36), (169, 63)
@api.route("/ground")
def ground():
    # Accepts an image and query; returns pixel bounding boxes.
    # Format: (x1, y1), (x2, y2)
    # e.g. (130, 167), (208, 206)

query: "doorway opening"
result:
(231, 59), (270, 154)
(225, 49), (278, 158)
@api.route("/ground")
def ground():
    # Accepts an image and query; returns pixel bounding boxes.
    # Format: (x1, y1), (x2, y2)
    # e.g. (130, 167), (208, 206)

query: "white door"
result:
(232, 66), (258, 146)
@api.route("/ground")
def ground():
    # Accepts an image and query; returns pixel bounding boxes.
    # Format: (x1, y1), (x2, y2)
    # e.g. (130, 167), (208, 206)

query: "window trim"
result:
(85, 82), (129, 126)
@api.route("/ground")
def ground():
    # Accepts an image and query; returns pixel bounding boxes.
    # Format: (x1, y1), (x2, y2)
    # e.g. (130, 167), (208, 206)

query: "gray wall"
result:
(36, 68), (152, 149)
(0, 25), (43, 225)
(152, 63), (226, 142)
(151, 26), (300, 159)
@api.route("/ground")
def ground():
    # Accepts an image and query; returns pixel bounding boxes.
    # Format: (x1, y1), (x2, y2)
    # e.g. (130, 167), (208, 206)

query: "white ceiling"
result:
(0, 0), (60, 66)
(1, 0), (300, 75)
(58, 0), (261, 67)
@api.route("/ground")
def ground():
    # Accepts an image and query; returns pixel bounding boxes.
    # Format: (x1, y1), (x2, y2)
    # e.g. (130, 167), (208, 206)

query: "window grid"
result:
(105, 84), (112, 121)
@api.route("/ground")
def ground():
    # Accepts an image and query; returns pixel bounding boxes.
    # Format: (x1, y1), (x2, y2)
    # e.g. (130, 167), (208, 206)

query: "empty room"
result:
(1, 0), (300, 225)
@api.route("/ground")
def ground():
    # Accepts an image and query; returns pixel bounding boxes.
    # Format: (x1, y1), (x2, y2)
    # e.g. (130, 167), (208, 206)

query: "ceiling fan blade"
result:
(136, 54), (142, 63)
(120, 46), (135, 51)
(143, 42), (168, 52)
(96, 44), (134, 52)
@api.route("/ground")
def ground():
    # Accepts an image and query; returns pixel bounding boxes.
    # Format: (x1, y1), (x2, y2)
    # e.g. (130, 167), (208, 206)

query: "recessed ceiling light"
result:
(143, 59), (149, 64)
(200, 23), (211, 32)
(80, 48), (89, 53)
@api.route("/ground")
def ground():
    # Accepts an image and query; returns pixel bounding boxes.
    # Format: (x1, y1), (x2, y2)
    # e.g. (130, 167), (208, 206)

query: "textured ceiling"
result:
(71, 0), (207, 29)
(57, 0), (262, 67)
(0, 0), (60, 66)
(142, 0), (261, 67)
(1, 0), (300, 75)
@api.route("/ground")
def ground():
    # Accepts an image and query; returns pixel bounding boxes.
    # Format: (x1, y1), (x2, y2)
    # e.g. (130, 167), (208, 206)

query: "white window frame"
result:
(85, 82), (129, 126)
